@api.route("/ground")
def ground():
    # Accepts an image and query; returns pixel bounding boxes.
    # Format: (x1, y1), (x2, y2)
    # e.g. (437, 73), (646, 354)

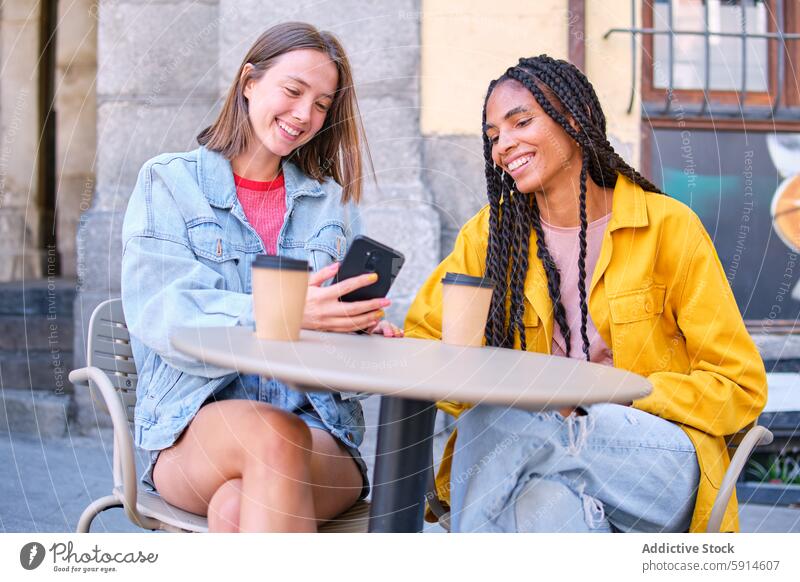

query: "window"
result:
(641, 0), (800, 119)
(650, 0), (769, 93)
(606, 1), (800, 122)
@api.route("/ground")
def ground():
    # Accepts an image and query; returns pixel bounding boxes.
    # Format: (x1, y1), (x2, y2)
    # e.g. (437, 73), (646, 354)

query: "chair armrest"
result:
(69, 367), (161, 530)
(706, 425), (774, 533)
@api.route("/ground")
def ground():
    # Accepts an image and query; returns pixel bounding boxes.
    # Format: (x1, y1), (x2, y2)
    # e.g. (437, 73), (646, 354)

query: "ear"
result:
(566, 101), (595, 134)
(566, 114), (580, 134)
(241, 63), (255, 100)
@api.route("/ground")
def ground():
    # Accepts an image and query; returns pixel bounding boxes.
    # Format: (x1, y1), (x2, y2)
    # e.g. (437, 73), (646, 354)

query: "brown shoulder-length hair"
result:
(197, 22), (369, 204)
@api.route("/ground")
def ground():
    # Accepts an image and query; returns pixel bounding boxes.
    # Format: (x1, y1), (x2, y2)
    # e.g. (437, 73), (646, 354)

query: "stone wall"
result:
(74, 0), (221, 426)
(0, 0), (99, 280)
(55, 0), (98, 278)
(0, 0), (44, 281)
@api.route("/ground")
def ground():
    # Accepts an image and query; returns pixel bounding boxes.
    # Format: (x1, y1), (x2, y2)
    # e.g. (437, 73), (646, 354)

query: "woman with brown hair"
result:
(121, 22), (400, 533)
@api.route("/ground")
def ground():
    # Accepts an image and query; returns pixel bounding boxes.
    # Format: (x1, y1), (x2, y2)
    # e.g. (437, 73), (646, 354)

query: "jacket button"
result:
(644, 300), (652, 313)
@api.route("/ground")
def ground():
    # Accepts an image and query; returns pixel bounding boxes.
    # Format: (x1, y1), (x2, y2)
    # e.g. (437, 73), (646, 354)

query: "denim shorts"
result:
(449, 403), (699, 533)
(141, 374), (370, 501)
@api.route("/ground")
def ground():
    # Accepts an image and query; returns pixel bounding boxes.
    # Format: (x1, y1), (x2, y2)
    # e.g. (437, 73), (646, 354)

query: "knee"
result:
(455, 478), (579, 533)
(208, 479), (242, 533)
(241, 407), (313, 469)
(513, 478), (595, 533)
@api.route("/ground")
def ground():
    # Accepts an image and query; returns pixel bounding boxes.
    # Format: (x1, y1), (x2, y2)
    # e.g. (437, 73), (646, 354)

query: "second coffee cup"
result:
(251, 254), (311, 341)
(441, 272), (496, 347)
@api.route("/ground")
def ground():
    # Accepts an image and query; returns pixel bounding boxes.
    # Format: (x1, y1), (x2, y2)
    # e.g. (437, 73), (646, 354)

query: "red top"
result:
(234, 172), (286, 255)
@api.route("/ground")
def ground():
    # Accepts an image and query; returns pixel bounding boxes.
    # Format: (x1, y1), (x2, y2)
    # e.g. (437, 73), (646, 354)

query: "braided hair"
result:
(482, 55), (662, 358)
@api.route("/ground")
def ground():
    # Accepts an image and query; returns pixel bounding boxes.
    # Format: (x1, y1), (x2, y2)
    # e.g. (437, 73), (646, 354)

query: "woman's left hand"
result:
(367, 320), (404, 337)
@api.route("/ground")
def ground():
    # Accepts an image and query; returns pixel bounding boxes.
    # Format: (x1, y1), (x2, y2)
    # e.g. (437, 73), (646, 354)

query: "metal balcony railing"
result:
(604, 0), (800, 119)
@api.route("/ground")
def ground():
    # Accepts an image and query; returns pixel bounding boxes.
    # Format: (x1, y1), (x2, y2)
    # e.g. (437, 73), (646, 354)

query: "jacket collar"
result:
(281, 159), (327, 201)
(198, 146), (326, 209)
(607, 172), (649, 232)
(589, 172), (651, 296)
(198, 146), (237, 208)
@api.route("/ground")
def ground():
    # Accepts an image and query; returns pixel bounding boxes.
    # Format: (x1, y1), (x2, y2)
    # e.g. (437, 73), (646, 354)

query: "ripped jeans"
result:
(449, 403), (699, 533)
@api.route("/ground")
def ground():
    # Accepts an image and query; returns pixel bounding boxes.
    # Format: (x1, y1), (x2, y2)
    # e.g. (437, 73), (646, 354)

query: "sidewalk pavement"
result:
(2, 396), (798, 533)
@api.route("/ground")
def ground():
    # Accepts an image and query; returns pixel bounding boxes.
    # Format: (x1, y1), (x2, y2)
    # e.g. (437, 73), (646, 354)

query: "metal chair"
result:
(70, 298), (370, 533)
(706, 422), (774, 533)
(426, 418), (773, 533)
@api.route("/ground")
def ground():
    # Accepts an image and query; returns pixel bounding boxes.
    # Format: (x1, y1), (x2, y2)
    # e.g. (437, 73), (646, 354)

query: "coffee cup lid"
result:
(441, 272), (495, 289)
(253, 254), (311, 272)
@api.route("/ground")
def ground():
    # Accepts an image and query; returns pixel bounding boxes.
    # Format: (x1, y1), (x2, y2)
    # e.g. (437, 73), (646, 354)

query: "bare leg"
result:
(153, 400), (315, 532)
(308, 427), (363, 523)
(153, 400), (362, 532)
(208, 478), (243, 533)
(205, 428), (362, 531)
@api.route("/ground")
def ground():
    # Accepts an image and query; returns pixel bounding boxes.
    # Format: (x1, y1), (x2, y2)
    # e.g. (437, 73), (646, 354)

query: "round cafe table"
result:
(170, 326), (651, 532)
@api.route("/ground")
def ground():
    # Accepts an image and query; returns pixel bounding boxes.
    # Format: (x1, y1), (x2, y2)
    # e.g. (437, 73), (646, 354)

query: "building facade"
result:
(0, 0), (798, 433)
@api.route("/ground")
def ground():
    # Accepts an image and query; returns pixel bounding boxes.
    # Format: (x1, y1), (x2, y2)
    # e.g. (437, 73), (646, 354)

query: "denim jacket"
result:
(121, 146), (367, 453)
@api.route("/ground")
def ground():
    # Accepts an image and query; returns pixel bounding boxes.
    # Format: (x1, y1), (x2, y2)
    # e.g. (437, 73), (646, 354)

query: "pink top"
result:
(234, 173), (287, 255)
(541, 212), (614, 366)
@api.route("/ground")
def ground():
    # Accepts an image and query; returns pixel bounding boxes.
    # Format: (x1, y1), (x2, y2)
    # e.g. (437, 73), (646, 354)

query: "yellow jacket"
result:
(404, 174), (767, 532)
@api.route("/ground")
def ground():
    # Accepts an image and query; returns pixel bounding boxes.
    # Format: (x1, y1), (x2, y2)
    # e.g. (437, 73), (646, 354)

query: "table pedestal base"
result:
(368, 396), (437, 533)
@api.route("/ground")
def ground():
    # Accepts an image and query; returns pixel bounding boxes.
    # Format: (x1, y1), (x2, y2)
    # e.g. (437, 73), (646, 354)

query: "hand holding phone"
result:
(301, 235), (404, 333)
(332, 235), (405, 302)
(303, 265), (391, 332)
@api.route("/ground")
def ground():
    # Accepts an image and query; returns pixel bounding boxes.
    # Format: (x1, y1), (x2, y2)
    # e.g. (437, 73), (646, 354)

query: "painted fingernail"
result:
(369, 273), (379, 282)
(376, 310), (385, 318)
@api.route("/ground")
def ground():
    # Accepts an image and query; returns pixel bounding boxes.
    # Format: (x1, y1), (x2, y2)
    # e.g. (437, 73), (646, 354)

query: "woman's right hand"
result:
(302, 262), (391, 332)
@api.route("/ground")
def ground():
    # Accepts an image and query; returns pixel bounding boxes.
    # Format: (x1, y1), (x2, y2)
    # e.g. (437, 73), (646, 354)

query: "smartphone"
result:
(333, 235), (405, 302)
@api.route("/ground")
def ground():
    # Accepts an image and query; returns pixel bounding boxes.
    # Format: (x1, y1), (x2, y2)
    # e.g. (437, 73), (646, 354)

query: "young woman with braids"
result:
(404, 55), (766, 533)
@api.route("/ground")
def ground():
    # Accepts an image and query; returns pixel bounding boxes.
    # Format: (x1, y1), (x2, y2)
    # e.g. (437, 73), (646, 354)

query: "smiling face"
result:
(243, 48), (338, 160)
(484, 79), (581, 195)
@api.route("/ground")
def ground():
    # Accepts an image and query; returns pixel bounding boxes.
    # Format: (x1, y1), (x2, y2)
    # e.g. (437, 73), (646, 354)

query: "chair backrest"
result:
(86, 299), (138, 423)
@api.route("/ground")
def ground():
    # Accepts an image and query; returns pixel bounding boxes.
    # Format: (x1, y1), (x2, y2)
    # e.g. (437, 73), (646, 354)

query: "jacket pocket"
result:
(305, 221), (347, 271)
(187, 220), (247, 291)
(608, 284), (666, 324)
(187, 220), (241, 263)
(607, 284), (668, 373)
